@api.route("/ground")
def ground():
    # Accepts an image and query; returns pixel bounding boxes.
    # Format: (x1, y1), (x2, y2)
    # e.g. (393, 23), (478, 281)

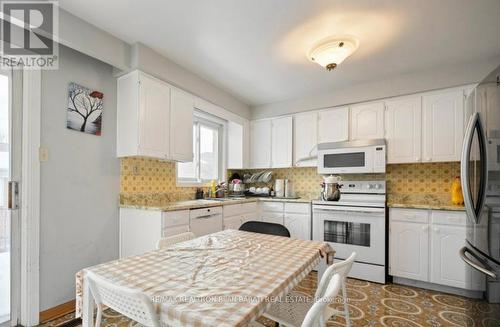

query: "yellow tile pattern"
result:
(120, 157), (460, 202)
(120, 157), (208, 200)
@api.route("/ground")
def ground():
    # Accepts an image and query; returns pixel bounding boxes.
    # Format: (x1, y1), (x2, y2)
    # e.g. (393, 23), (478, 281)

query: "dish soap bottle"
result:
(451, 176), (464, 205)
(210, 180), (217, 198)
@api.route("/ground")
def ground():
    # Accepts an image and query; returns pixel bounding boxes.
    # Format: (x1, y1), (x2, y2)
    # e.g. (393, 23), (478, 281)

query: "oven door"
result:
(313, 205), (386, 265)
(318, 146), (373, 174)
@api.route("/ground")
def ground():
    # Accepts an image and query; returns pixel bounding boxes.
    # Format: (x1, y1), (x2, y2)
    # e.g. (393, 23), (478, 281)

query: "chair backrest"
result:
(315, 252), (356, 298)
(156, 231), (196, 249)
(301, 274), (342, 327)
(239, 221), (291, 237)
(87, 272), (160, 327)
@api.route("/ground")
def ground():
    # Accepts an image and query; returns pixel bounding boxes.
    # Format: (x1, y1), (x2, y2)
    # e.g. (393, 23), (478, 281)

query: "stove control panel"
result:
(339, 180), (386, 194)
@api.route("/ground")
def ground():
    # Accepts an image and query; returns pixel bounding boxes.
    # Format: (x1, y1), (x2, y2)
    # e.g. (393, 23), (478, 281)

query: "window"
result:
(177, 113), (224, 185)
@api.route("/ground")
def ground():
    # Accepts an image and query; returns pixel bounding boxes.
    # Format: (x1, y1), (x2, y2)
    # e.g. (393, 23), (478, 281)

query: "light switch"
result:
(39, 147), (49, 162)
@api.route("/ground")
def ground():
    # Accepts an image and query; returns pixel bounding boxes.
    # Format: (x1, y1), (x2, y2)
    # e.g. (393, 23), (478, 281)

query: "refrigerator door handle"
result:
(461, 112), (488, 224)
(459, 246), (497, 279)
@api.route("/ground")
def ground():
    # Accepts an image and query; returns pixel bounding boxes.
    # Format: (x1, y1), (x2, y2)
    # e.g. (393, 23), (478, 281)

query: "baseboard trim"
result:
(393, 277), (485, 299)
(39, 300), (76, 323)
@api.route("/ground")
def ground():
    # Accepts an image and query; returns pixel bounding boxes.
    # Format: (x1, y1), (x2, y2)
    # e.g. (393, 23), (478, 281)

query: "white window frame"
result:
(176, 111), (226, 186)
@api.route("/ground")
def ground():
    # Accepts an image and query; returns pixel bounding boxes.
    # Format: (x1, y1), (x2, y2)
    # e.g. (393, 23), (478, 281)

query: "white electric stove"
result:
(313, 180), (387, 284)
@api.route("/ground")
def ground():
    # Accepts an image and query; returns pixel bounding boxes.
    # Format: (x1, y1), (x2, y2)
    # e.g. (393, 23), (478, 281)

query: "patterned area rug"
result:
(39, 271), (500, 327)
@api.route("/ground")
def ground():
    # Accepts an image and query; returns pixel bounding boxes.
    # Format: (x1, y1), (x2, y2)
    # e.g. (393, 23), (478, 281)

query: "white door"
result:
(293, 112), (318, 167)
(422, 88), (464, 162)
(385, 97), (422, 163)
(389, 221), (429, 281)
(250, 120), (272, 168)
(138, 73), (171, 159)
(170, 88), (194, 162)
(271, 116), (293, 168)
(350, 102), (385, 140)
(318, 107), (349, 143)
(430, 224), (469, 288)
(284, 214), (311, 240)
(1, 69), (20, 327)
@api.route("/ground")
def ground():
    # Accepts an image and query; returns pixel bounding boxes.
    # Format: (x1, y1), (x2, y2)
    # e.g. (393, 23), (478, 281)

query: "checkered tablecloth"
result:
(75, 229), (332, 327)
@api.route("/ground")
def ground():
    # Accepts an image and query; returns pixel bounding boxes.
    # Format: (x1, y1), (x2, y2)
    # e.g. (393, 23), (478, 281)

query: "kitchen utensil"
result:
(321, 175), (341, 201)
(275, 179), (285, 197)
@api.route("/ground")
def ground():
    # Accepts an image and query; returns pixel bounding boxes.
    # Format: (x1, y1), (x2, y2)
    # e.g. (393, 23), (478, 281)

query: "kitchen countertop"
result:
(387, 194), (465, 211)
(120, 193), (466, 212)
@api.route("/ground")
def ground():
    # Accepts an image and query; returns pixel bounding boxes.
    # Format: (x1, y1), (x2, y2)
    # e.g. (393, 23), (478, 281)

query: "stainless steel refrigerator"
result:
(460, 65), (500, 303)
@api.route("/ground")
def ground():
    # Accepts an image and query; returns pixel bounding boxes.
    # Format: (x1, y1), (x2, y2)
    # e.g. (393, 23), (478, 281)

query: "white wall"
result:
(39, 46), (120, 310)
(252, 56), (500, 119)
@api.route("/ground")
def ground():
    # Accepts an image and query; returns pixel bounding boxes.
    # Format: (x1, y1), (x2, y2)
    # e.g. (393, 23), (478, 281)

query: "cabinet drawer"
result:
(190, 206), (223, 219)
(390, 208), (429, 224)
(223, 204), (242, 217)
(262, 213), (284, 225)
(241, 202), (258, 213)
(162, 210), (189, 227)
(162, 224), (189, 237)
(431, 210), (466, 226)
(285, 202), (310, 214)
(260, 201), (284, 212)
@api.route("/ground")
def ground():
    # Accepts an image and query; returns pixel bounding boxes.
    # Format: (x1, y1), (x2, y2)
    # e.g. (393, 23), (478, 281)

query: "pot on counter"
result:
(321, 175), (341, 201)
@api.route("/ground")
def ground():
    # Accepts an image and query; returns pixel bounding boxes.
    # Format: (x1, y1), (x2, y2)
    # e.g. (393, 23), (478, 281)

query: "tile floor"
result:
(40, 272), (500, 327)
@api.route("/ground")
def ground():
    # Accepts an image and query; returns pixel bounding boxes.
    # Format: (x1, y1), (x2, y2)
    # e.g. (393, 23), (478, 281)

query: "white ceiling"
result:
(59, 0), (500, 107)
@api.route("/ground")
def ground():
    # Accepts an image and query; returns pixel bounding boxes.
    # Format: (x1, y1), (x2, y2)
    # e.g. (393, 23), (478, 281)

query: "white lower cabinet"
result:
(390, 220), (429, 281)
(119, 208), (190, 258)
(223, 202), (260, 230)
(258, 201), (311, 240)
(389, 208), (484, 291)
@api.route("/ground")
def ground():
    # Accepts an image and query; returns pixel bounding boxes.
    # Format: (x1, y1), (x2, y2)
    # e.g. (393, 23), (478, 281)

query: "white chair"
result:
(156, 231), (196, 250)
(86, 271), (160, 327)
(258, 252), (357, 327)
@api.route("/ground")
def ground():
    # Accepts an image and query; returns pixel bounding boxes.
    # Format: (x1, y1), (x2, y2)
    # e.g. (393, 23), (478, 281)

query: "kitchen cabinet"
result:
(422, 88), (465, 162)
(227, 121), (244, 169)
(385, 96), (422, 163)
(284, 201), (311, 240)
(119, 208), (190, 258)
(250, 119), (272, 168)
(116, 70), (194, 162)
(318, 107), (349, 144)
(389, 208), (485, 291)
(350, 102), (385, 140)
(389, 220), (429, 282)
(169, 88), (194, 162)
(223, 202), (259, 230)
(271, 116), (293, 168)
(294, 112), (318, 167)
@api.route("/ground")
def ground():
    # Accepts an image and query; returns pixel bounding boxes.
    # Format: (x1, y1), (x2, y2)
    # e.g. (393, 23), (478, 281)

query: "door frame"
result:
(20, 70), (41, 327)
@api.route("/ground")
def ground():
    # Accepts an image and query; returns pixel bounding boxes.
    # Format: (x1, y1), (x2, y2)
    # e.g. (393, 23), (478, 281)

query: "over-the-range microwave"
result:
(317, 139), (386, 174)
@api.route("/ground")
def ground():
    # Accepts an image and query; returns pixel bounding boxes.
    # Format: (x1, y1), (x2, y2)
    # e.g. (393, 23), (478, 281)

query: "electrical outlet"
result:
(39, 147), (49, 162)
(132, 165), (140, 175)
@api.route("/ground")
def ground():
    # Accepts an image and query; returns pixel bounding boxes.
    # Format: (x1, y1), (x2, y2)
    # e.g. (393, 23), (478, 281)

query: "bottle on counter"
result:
(210, 180), (217, 198)
(451, 176), (464, 205)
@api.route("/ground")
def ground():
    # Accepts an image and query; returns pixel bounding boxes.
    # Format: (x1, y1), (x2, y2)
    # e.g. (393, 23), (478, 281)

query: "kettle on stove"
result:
(321, 175), (341, 201)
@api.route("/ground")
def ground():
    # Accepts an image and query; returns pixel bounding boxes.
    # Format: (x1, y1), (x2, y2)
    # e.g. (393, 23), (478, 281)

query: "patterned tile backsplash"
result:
(121, 157), (460, 203)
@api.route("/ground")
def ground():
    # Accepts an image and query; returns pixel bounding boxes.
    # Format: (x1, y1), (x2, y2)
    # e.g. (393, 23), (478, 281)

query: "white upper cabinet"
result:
(227, 121), (244, 169)
(350, 102), (385, 140)
(271, 116), (293, 168)
(385, 96), (422, 163)
(170, 88), (194, 162)
(117, 71), (171, 159)
(117, 70), (194, 162)
(318, 107), (349, 143)
(250, 119), (272, 168)
(422, 88), (465, 162)
(294, 112), (318, 167)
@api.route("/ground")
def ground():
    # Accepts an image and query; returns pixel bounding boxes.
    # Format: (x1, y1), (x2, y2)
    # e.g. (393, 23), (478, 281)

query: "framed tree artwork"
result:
(67, 82), (104, 135)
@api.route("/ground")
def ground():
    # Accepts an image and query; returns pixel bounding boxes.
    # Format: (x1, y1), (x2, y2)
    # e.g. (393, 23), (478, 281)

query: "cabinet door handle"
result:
(433, 227), (440, 233)
(421, 225), (428, 231)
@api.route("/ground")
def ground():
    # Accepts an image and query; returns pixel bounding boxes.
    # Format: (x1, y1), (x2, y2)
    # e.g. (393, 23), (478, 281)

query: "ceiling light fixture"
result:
(308, 35), (359, 71)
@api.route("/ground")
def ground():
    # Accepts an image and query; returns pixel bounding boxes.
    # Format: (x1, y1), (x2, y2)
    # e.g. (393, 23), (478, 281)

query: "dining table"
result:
(75, 229), (333, 327)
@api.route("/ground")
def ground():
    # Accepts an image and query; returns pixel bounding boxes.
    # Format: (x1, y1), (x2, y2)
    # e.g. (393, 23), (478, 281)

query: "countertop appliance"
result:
(313, 180), (387, 283)
(317, 139), (386, 174)
(460, 64), (500, 303)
